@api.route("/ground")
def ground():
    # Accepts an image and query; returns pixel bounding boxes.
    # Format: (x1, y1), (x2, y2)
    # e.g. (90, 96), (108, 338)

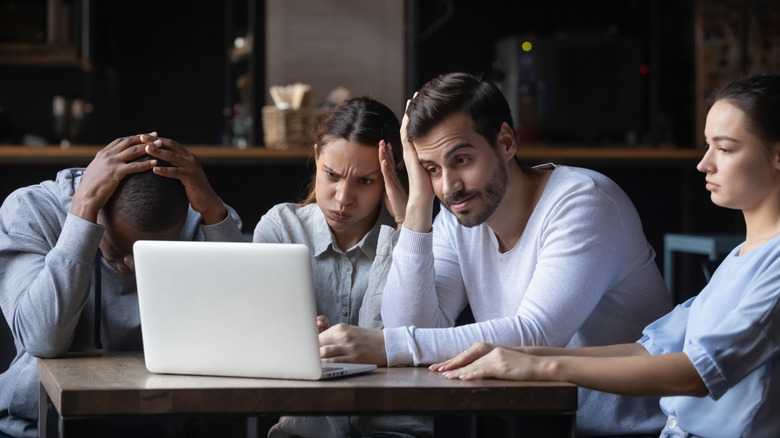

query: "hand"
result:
(400, 94), (436, 232)
(379, 140), (408, 228)
(319, 323), (387, 366)
(70, 135), (155, 223)
(141, 133), (228, 225)
(431, 342), (540, 381)
(316, 315), (330, 334)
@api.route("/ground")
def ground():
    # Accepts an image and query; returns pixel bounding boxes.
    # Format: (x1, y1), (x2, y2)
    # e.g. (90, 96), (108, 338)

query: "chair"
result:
(663, 233), (744, 303)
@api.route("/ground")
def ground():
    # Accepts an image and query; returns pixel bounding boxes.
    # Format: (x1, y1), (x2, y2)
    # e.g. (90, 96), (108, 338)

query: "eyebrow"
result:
(418, 143), (476, 166)
(707, 135), (740, 144)
(322, 164), (382, 179)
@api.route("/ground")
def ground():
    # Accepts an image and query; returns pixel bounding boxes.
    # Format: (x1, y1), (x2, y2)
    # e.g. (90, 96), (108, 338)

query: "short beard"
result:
(443, 156), (508, 227)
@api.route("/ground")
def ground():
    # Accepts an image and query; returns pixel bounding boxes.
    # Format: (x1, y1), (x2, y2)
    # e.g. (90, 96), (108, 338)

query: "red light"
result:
(640, 64), (650, 75)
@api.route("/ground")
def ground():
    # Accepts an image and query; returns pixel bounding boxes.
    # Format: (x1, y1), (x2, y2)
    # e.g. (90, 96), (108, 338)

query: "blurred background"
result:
(0, 0), (778, 315)
(2, 0), (777, 149)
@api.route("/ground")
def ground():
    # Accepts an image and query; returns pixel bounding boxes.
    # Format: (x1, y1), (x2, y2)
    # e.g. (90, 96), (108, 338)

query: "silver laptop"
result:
(133, 240), (377, 380)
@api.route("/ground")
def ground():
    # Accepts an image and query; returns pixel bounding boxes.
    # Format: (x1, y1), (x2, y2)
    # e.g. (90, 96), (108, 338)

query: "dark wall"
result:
(413, 0), (696, 147)
(1, 0), (698, 148)
(0, 1), (232, 146)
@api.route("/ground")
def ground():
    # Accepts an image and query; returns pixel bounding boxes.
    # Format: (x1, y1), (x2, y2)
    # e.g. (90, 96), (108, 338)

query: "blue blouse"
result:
(640, 235), (780, 438)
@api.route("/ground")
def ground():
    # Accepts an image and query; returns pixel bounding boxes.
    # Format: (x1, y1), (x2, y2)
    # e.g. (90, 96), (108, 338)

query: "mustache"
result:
(443, 189), (479, 206)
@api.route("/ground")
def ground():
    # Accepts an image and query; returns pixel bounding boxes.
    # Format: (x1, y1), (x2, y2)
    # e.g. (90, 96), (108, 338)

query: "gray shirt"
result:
(0, 168), (244, 438)
(254, 203), (433, 438)
(253, 202), (398, 330)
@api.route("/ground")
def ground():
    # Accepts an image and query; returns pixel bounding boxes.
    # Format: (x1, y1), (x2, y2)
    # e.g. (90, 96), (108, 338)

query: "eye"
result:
(426, 166), (441, 176)
(359, 177), (374, 185)
(325, 170), (338, 179)
(455, 155), (471, 166)
(717, 147), (731, 153)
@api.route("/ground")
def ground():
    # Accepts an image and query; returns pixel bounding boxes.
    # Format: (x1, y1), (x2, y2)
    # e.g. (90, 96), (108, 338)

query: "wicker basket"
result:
(262, 106), (329, 150)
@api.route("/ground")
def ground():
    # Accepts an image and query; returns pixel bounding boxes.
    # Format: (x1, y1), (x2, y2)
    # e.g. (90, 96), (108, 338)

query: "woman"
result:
(254, 97), (429, 438)
(431, 74), (780, 437)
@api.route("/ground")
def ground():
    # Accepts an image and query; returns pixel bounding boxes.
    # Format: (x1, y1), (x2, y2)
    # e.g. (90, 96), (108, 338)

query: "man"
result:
(0, 133), (243, 438)
(320, 73), (672, 435)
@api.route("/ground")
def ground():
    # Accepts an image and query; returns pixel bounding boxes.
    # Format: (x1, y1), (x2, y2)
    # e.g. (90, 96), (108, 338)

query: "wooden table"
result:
(38, 352), (577, 438)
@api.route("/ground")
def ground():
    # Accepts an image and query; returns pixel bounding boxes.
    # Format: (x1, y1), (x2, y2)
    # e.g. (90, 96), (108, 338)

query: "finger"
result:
(139, 132), (159, 144)
(144, 141), (183, 165)
(441, 363), (485, 380)
(430, 343), (492, 372)
(319, 344), (349, 361)
(101, 135), (146, 155)
(151, 164), (189, 180)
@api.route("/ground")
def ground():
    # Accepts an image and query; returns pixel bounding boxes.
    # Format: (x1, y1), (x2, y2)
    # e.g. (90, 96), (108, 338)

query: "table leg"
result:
(38, 382), (60, 438)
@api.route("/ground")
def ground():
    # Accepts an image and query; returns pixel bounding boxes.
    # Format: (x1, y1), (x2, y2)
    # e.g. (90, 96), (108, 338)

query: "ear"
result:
(496, 122), (517, 162)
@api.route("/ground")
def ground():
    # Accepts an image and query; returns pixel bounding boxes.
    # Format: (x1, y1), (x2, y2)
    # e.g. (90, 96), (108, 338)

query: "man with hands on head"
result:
(319, 72), (673, 436)
(0, 133), (243, 438)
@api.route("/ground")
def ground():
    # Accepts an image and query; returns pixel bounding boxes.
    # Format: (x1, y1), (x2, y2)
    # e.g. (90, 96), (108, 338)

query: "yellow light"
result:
(522, 41), (533, 52)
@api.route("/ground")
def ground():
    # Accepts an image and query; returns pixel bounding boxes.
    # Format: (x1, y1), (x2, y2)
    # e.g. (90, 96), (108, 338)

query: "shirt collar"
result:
(309, 204), (395, 260)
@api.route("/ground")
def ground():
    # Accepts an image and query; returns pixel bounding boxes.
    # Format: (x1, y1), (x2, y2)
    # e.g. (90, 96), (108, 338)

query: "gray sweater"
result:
(0, 168), (243, 438)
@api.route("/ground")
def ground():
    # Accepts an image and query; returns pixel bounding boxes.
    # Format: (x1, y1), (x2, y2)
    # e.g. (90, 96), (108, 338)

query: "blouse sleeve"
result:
(638, 298), (693, 355)
(684, 254), (780, 400)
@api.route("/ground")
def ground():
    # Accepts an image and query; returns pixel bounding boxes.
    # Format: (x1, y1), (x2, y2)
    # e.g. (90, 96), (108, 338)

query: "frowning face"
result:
(315, 138), (384, 249)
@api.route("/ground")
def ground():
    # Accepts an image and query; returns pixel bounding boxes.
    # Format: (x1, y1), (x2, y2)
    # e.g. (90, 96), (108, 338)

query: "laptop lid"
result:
(133, 240), (375, 380)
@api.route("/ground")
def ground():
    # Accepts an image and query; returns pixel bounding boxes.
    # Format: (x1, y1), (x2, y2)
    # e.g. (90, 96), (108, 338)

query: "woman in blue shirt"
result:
(430, 74), (780, 438)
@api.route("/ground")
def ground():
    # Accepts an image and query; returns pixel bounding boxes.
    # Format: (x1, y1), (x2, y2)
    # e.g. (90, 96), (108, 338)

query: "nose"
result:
(697, 148), (714, 174)
(335, 181), (354, 206)
(441, 169), (463, 197)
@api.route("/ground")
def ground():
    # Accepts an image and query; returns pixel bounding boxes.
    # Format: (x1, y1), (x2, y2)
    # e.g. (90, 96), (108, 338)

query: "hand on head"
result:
(399, 93), (437, 233)
(140, 132), (228, 225)
(401, 92), (436, 204)
(318, 323), (387, 366)
(378, 139), (408, 228)
(70, 134), (157, 223)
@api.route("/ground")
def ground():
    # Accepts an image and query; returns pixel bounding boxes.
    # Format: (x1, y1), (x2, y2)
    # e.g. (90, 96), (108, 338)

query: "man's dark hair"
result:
(103, 156), (188, 231)
(406, 72), (514, 147)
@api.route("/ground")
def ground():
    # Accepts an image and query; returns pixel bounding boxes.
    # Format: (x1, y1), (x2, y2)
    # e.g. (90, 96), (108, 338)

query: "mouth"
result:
(705, 180), (719, 191)
(446, 195), (475, 213)
(329, 210), (352, 222)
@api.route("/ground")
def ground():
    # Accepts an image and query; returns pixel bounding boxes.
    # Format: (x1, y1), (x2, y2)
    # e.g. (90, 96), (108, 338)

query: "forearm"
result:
(547, 352), (707, 397)
(200, 205), (244, 242)
(402, 197), (434, 233)
(6, 214), (102, 357)
(381, 227), (452, 328)
(521, 342), (649, 358)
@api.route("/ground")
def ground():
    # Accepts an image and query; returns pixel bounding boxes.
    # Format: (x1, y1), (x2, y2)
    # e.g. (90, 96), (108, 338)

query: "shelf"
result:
(0, 145), (312, 166)
(0, 144), (704, 167)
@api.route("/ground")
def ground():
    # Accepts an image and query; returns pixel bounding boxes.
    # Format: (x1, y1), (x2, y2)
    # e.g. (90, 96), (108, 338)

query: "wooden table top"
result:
(38, 351), (577, 417)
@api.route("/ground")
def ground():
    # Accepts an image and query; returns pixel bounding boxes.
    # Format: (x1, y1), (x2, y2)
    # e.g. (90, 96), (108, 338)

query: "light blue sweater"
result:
(0, 168), (243, 438)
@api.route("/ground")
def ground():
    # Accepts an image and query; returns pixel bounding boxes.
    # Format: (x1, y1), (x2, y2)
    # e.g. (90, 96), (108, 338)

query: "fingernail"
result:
(153, 139), (162, 146)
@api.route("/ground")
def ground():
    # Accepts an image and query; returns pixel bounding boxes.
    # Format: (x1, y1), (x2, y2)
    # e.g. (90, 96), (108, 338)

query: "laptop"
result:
(133, 240), (377, 380)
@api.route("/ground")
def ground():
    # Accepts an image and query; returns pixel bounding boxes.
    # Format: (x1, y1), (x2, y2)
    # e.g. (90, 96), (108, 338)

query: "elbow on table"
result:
(19, 331), (72, 359)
